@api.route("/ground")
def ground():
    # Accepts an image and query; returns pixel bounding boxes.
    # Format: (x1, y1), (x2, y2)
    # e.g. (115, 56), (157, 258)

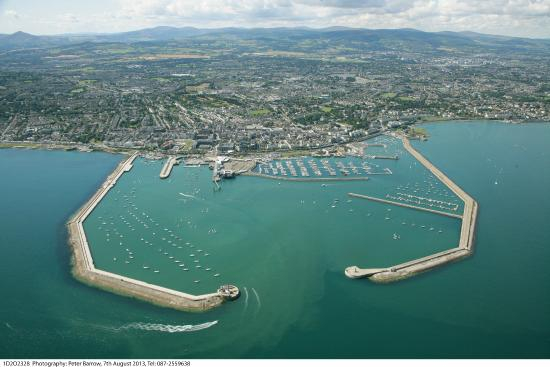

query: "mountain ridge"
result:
(1, 26), (549, 52)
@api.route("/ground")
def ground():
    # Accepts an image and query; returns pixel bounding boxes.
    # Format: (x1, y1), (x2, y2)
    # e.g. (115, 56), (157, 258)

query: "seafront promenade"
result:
(345, 136), (478, 282)
(67, 152), (230, 312)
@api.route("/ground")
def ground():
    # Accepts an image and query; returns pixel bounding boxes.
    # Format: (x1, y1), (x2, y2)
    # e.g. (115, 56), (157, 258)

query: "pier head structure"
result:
(67, 153), (238, 312)
(345, 136), (478, 283)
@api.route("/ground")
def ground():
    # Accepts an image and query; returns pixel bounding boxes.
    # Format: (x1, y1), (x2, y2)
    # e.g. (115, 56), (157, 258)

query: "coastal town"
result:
(1, 28), (549, 157)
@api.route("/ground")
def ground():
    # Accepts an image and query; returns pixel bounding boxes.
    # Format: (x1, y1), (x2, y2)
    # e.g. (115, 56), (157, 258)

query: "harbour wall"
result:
(67, 153), (226, 312)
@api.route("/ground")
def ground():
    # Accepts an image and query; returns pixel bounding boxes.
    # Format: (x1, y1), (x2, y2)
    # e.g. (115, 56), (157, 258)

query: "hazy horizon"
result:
(2, 24), (550, 41)
(1, 0), (549, 39)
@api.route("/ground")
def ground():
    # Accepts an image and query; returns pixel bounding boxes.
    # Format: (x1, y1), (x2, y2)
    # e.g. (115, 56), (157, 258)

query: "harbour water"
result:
(1, 120), (549, 358)
(83, 133), (461, 295)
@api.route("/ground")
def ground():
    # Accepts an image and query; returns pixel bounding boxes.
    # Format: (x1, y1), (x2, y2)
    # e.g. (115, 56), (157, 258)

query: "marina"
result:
(252, 155), (393, 181)
(348, 193), (462, 219)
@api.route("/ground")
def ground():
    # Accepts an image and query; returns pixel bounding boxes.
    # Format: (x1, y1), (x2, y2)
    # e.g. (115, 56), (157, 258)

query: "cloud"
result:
(2, 0), (549, 37)
(119, 0), (550, 21)
(114, 0), (550, 37)
(4, 9), (19, 19)
(59, 13), (80, 23)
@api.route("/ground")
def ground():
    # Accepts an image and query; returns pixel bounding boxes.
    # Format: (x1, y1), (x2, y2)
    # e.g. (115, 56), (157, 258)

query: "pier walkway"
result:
(346, 135), (478, 283)
(67, 152), (234, 312)
(159, 156), (178, 179)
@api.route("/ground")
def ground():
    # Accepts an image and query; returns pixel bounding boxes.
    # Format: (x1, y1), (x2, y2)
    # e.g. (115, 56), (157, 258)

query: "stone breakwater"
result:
(345, 136), (478, 283)
(66, 152), (227, 312)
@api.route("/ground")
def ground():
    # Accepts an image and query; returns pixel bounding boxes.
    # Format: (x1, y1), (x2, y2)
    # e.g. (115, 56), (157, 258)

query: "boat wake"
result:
(243, 287), (249, 312)
(251, 287), (261, 312)
(111, 320), (218, 333)
(179, 193), (198, 199)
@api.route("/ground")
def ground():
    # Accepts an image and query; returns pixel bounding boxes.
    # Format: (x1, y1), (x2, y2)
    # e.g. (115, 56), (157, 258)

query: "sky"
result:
(1, 0), (549, 38)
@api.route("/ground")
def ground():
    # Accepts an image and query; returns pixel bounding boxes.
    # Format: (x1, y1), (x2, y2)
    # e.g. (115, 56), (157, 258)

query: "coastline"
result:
(66, 152), (227, 312)
(2, 119), (547, 158)
(345, 135), (478, 283)
(0, 140), (139, 155)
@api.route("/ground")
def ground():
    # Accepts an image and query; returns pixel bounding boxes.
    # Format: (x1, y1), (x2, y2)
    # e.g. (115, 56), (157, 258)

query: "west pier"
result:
(67, 153), (237, 312)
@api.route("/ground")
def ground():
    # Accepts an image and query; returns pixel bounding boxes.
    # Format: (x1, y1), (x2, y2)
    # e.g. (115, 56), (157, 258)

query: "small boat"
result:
(214, 274), (220, 277)
(154, 270), (160, 273)
(143, 266), (149, 269)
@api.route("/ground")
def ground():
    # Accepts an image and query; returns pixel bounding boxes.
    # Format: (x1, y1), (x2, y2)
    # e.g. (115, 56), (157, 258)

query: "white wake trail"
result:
(251, 287), (261, 310)
(243, 287), (249, 312)
(112, 320), (218, 333)
(179, 193), (197, 199)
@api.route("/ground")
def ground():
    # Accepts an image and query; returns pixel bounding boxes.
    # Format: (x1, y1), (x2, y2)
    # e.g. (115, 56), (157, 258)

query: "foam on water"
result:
(243, 287), (249, 312)
(251, 288), (261, 311)
(111, 320), (218, 333)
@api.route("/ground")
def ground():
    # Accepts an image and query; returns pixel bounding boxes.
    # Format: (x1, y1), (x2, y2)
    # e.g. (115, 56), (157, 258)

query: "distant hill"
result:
(1, 26), (549, 53)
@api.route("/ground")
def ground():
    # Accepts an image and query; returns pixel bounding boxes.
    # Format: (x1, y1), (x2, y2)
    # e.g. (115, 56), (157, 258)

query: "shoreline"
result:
(66, 152), (228, 312)
(2, 119), (547, 157)
(345, 135), (478, 283)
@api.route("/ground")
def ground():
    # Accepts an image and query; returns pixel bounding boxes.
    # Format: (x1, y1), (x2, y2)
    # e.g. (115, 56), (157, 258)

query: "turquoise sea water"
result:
(1, 121), (549, 358)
